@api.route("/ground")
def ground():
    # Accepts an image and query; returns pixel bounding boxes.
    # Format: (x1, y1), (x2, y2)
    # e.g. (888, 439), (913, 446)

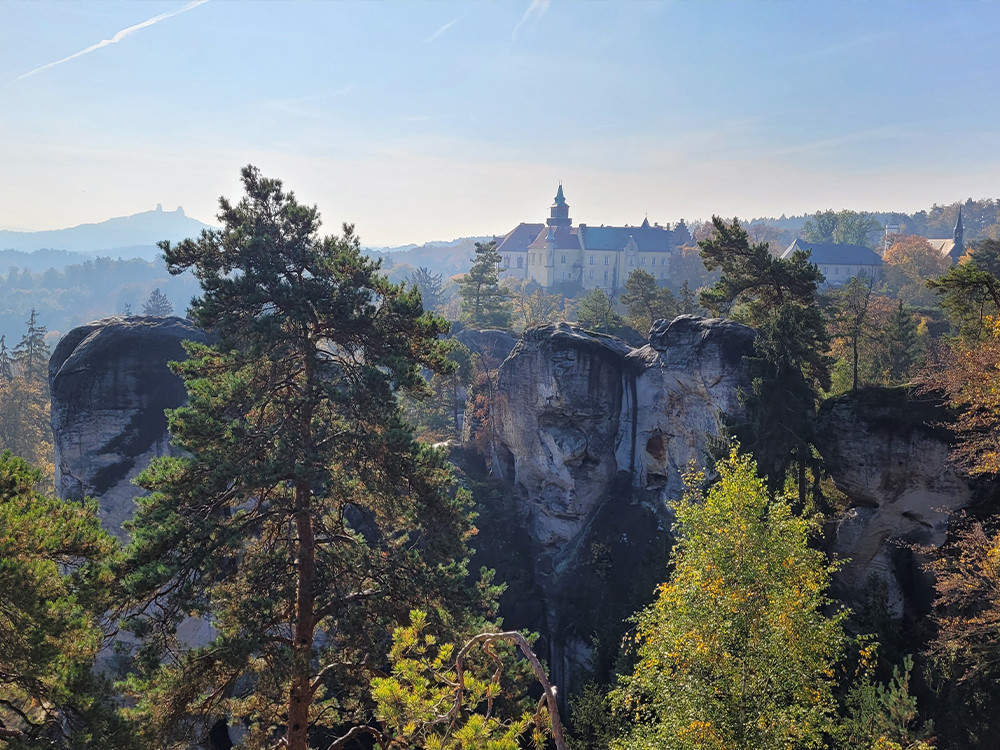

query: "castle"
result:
(494, 185), (692, 291)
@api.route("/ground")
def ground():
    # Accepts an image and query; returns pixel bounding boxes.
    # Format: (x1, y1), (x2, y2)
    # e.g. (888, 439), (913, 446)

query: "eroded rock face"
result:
(622, 316), (755, 502)
(491, 316), (755, 691)
(49, 316), (208, 537)
(816, 387), (971, 618)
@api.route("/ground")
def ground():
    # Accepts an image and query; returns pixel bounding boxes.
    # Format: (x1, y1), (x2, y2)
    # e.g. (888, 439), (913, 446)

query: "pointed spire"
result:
(641, 216), (651, 229)
(547, 182), (571, 228)
(952, 205), (965, 263)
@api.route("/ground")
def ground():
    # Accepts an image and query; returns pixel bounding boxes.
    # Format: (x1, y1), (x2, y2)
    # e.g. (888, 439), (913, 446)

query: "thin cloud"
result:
(12, 0), (211, 84)
(423, 18), (459, 44)
(512, 0), (550, 40)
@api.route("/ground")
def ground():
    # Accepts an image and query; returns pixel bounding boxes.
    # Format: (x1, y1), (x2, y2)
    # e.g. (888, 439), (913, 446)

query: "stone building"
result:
(780, 239), (884, 286)
(495, 185), (691, 291)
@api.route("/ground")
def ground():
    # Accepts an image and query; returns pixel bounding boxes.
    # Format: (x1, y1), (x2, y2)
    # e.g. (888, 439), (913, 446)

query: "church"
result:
(494, 185), (692, 291)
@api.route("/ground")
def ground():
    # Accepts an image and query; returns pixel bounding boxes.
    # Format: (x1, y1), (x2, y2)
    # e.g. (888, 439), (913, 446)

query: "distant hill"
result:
(0, 205), (216, 260)
(365, 236), (493, 283)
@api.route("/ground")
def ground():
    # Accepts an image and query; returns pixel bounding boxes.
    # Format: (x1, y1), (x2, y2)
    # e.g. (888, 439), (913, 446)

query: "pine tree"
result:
(459, 241), (511, 328)
(0, 452), (130, 748)
(141, 287), (174, 316)
(699, 217), (830, 502)
(13, 309), (49, 381)
(0, 335), (12, 382)
(120, 166), (494, 750)
(409, 266), (444, 311)
(576, 288), (625, 335)
(621, 269), (677, 333)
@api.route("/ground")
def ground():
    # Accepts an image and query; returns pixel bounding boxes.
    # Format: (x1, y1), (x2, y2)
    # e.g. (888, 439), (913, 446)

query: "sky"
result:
(1, 0), (998, 247)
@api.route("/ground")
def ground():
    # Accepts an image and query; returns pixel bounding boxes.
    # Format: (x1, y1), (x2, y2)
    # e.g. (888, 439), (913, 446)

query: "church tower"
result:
(951, 206), (965, 262)
(547, 183), (571, 228)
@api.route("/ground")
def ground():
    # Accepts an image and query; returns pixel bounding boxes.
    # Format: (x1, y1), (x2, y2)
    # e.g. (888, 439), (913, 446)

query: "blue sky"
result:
(1, 0), (998, 246)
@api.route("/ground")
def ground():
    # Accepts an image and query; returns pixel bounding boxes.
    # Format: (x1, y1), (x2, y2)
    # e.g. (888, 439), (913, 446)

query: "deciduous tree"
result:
(611, 450), (845, 750)
(883, 235), (950, 308)
(803, 209), (881, 247)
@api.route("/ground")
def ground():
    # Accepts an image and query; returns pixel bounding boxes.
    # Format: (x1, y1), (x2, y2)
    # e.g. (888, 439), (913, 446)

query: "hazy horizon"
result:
(2, 1), (998, 246)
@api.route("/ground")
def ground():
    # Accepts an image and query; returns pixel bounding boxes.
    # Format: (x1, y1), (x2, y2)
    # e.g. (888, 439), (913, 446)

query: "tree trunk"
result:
(851, 332), (859, 391)
(287, 479), (316, 750)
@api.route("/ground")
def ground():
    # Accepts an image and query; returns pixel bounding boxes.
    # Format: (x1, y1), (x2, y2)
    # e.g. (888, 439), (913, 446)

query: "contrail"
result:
(13, 0), (211, 84)
(512, 0), (549, 40)
(422, 17), (458, 44)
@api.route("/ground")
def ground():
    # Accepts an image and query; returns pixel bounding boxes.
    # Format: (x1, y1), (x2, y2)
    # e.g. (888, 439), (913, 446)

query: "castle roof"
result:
(495, 222), (544, 254)
(527, 225), (580, 251)
(781, 238), (883, 266)
(580, 223), (677, 253)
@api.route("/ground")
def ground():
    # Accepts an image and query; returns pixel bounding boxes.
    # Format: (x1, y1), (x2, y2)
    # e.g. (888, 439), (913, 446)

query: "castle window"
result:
(628, 257), (634, 266)
(504, 256), (510, 267)
(604, 270), (609, 280)
(589, 256), (595, 265)
(517, 257), (523, 268)
(561, 254), (566, 264)
(660, 272), (664, 279)
(604, 256), (609, 265)
(589, 270), (594, 279)
(640, 257), (646, 265)
(662, 257), (666, 265)
(834, 267), (839, 275)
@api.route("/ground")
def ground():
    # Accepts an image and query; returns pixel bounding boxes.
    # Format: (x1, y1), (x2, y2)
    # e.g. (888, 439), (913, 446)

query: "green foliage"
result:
(120, 166), (492, 750)
(0, 452), (131, 748)
(803, 209), (882, 247)
(621, 270), (677, 333)
(140, 287), (174, 317)
(460, 241), (511, 329)
(0, 256), (198, 344)
(12, 309), (48, 382)
(611, 450), (846, 750)
(928, 239), (1000, 339)
(838, 654), (935, 750)
(506, 278), (565, 332)
(575, 288), (625, 335)
(0, 313), (55, 484)
(698, 217), (829, 498)
(359, 610), (551, 750)
(403, 339), (473, 442)
(410, 266), (445, 312)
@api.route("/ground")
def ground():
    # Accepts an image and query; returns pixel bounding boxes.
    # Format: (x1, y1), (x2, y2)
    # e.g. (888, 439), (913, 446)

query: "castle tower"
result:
(547, 183), (571, 228)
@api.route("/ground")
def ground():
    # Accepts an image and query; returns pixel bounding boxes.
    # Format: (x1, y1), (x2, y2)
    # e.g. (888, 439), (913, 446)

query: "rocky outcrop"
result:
(494, 317), (754, 568)
(453, 327), (518, 365)
(816, 387), (972, 618)
(49, 316), (208, 538)
(491, 316), (755, 691)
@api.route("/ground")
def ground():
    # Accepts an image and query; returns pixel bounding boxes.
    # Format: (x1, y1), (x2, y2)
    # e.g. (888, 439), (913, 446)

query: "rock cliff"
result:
(49, 316), (208, 538)
(491, 316), (755, 692)
(816, 387), (972, 619)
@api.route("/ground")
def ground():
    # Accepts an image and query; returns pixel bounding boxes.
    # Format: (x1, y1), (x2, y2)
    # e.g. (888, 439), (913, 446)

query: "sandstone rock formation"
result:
(816, 387), (972, 618)
(491, 316), (755, 691)
(49, 316), (208, 538)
